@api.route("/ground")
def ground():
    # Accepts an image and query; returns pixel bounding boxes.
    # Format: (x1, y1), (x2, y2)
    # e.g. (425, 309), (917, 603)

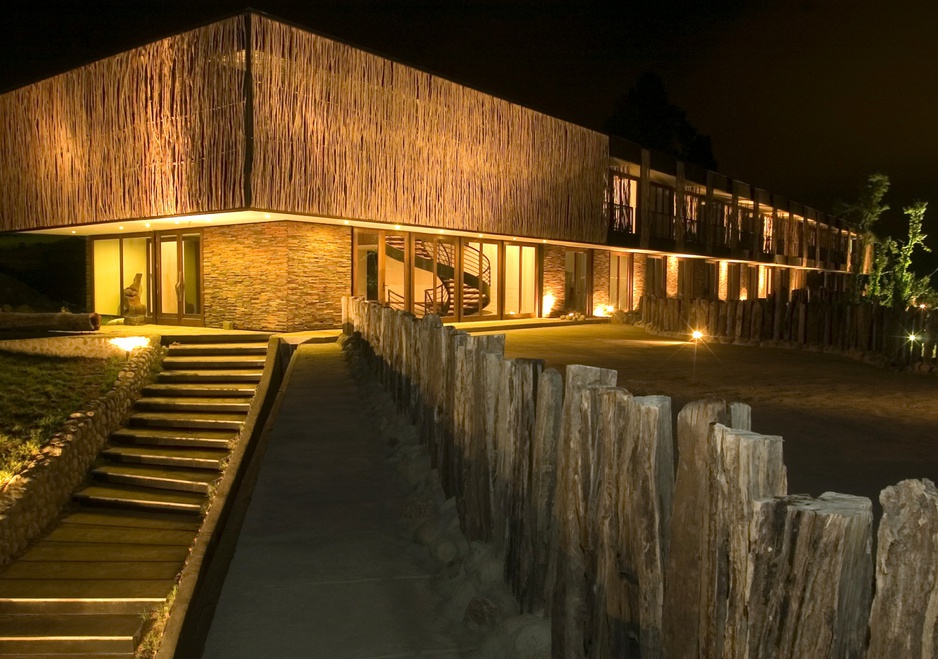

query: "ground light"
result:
(109, 336), (148, 359)
(691, 330), (703, 381)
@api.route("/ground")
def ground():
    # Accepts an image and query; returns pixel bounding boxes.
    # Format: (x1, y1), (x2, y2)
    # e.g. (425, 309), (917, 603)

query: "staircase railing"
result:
(383, 235), (492, 316)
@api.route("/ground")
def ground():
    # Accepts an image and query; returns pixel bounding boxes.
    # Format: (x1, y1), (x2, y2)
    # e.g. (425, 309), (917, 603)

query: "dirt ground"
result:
(474, 323), (938, 520)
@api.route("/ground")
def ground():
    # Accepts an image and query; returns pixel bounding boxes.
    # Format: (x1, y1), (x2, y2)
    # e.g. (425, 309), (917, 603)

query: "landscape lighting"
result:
(692, 330), (703, 340)
(109, 336), (149, 357)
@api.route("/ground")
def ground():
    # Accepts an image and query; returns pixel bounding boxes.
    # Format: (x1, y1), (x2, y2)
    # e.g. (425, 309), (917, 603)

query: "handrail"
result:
(383, 234), (491, 314)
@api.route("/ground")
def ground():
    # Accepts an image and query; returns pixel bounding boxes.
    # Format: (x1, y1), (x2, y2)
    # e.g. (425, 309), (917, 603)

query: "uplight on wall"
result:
(542, 292), (556, 317)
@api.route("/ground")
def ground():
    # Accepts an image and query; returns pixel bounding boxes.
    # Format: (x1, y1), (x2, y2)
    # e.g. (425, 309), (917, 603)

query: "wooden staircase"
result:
(0, 333), (270, 657)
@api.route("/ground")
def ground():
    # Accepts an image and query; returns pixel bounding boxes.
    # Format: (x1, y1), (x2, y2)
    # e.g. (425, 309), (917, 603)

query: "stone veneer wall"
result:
(203, 221), (351, 331)
(592, 249), (610, 310)
(0, 339), (163, 566)
(632, 253), (647, 310)
(542, 245), (566, 317)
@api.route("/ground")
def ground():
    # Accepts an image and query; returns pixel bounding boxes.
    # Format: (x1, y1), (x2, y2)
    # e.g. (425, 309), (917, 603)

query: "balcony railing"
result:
(608, 203), (635, 234)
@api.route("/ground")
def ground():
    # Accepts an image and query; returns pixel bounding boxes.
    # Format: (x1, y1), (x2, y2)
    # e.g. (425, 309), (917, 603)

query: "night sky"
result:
(3, 1), (938, 246)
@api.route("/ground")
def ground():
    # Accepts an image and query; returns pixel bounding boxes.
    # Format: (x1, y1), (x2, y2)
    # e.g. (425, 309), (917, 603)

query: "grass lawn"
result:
(0, 352), (123, 486)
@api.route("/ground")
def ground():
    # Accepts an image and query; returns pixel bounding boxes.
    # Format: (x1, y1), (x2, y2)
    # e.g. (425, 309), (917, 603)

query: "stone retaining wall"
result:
(0, 339), (164, 565)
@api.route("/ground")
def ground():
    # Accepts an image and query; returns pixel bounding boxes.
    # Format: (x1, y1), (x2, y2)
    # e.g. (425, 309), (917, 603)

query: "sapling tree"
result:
(839, 173), (890, 301)
(890, 201), (933, 310)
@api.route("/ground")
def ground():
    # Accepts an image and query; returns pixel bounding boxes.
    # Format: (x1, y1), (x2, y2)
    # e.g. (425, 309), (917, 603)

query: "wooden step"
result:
(92, 464), (219, 494)
(167, 342), (268, 356)
(73, 484), (205, 515)
(102, 445), (228, 470)
(135, 396), (252, 414)
(162, 355), (266, 370)
(18, 542), (189, 564)
(0, 580), (172, 612)
(0, 613), (142, 656)
(156, 369), (263, 384)
(159, 333), (270, 346)
(110, 427), (236, 450)
(142, 382), (257, 398)
(127, 412), (245, 431)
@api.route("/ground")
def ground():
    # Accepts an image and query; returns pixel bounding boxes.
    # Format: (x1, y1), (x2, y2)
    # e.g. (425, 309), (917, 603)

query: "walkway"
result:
(203, 342), (470, 658)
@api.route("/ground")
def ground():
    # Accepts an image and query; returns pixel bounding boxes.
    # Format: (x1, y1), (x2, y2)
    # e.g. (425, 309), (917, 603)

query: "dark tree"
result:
(605, 71), (718, 171)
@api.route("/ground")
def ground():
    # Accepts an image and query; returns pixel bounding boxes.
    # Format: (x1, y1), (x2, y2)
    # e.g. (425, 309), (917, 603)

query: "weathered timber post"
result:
(399, 313), (415, 416)
(589, 387), (632, 658)
(417, 314), (443, 457)
(463, 349), (500, 542)
(493, 358), (543, 604)
(747, 493), (872, 659)
(527, 368), (563, 614)
(618, 395), (674, 659)
(458, 335), (505, 541)
(663, 400), (751, 659)
(868, 479), (938, 658)
(547, 365), (616, 658)
(440, 329), (468, 498)
(701, 424), (786, 659)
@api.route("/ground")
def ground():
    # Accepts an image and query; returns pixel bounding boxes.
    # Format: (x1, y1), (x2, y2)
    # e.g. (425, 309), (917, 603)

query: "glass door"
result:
(155, 230), (203, 326)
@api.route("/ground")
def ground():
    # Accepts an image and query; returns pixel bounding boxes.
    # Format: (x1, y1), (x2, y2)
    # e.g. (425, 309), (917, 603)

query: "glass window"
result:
(93, 239), (121, 316)
(354, 230), (379, 300)
(609, 253), (632, 311)
(463, 241), (498, 318)
(182, 234), (201, 315)
(412, 236), (438, 318)
(384, 232), (407, 310)
(504, 244), (537, 317)
(121, 237), (150, 315)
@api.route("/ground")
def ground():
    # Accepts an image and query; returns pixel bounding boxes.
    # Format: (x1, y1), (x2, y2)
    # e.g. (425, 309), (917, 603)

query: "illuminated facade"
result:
(0, 13), (861, 330)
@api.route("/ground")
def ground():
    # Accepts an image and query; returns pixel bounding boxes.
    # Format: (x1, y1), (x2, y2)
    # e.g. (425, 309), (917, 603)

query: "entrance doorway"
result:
(155, 231), (202, 326)
(565, 250), (590, 314)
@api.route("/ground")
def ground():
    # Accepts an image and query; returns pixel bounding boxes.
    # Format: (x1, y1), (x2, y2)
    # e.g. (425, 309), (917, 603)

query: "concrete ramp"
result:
(204, 342), (472, 658)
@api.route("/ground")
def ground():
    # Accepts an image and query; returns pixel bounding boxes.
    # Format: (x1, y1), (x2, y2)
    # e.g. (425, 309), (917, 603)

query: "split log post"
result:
(663, 399), (751, 659)
(701, 424), (787, 658)
(439, 328), (468, 498)
(526, 367), (564, 614)
(463, 348), (501, 542)
(589, 387), (632, 658)
(493, 357), (543, 604)
(547, 364), (616, 658)
(417, 314), (443, 457)
(399, 312), (415, 416)
(868, 478), (938, 657)
(747, 493), (872, 659)
(617, 395), (674, 659)
(459, 335), (505, 541)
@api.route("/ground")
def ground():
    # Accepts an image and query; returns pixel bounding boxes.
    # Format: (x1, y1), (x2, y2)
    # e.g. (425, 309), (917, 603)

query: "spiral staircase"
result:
(383, 236), (491, 317)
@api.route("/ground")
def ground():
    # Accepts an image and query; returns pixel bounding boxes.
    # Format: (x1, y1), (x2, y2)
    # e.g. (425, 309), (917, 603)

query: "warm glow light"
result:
(920, 303), (927, 310)
(593, 304), (615, 317)
(910, 333), (919, 342)
(118, 226), (124, 230)
(174, 220), (180, 225)
(344, 220), (350, 225)
(144, 222), (151, 229)
(109, 336), (149, 353)
(542, 292), (556, 316)
(692, 330), (703, 340)
(70, 230), (76, 234)
(478, 233), (484, 238)
(439, 229), (444, 234)
(395, 225), (401, 230)
(264, 213), (271, 219)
